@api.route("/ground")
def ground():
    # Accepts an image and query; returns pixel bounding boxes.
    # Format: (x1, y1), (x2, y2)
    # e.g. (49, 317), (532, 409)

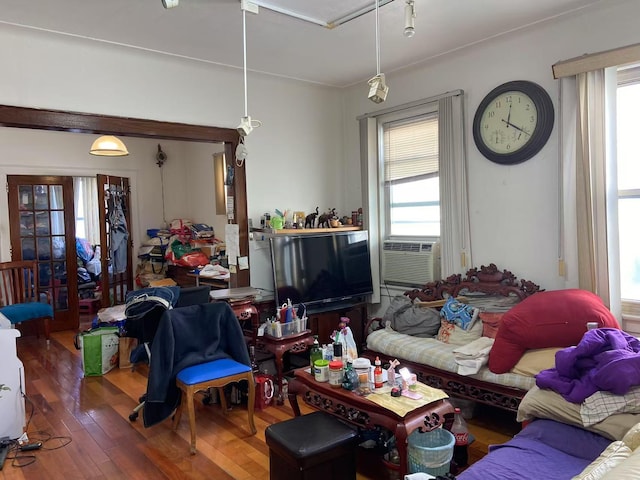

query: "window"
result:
(73, 177), (100, 245)
(360, 91), (469, 295)
(383, 113), (439, 238)
(617, 66), (640, 303)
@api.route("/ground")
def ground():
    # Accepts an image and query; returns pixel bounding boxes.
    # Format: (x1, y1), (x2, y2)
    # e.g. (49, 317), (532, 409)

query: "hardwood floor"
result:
(2, 329), (520, 479)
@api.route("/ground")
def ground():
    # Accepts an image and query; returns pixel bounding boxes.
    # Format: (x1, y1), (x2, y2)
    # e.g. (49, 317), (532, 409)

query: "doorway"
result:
(7, 175), (78, 331)
(0, 104), (250, 290)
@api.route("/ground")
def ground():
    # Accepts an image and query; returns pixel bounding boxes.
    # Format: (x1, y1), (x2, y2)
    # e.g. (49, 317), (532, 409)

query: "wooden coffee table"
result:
(288, 368), (455, 477)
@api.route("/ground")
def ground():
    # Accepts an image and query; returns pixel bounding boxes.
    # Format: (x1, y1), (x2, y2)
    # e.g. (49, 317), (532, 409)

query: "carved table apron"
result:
(288, 368), (455, 477)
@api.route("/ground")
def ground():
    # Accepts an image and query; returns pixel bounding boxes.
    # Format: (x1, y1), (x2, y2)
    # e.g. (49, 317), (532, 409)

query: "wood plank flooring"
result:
(2, 330), (520, 479)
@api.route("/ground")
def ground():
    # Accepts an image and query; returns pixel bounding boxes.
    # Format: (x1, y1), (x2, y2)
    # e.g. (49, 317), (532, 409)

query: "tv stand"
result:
(306, 301), (367, 350)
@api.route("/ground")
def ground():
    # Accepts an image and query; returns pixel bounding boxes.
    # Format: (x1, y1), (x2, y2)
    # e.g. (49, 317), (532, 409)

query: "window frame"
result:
(377, 103), (440, 243)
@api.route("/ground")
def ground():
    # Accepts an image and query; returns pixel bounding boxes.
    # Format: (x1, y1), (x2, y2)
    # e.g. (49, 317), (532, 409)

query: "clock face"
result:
(478, 91), (537, 155)
(473, 81), (554, 165)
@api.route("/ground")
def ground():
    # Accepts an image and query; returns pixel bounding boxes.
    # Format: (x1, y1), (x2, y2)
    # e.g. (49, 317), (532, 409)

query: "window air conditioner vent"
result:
(382, 241), (440, 286)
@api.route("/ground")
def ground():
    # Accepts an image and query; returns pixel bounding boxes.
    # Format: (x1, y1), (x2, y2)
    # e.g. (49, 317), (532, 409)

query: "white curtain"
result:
(438, 94), (472, 276)
(360, 117), (381, 304)
(73, 177), (100, 246)
(563, 69), (621, 318)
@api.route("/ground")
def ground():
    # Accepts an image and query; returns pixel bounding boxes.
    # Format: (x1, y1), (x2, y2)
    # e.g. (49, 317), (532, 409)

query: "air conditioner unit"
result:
(382, 241), (440, 286)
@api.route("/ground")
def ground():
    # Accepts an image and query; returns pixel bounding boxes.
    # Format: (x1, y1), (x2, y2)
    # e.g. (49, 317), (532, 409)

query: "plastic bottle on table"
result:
(451, 407), (469, 467)
(374, 356), (383, 388)
(309, 335), (322, 369)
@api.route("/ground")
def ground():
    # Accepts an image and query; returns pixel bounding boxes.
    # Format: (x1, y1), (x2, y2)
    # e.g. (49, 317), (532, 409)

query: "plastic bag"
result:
(74, 326), (120, 377)
(169, 239), (194, 259)
(175, 251), (210, 268)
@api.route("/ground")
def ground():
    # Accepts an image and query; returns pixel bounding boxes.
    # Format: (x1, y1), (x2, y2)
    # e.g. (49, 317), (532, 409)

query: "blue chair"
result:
(142, 303), (256, 454)
(0, 260), (53, 343)
(173, 356), (256, 454)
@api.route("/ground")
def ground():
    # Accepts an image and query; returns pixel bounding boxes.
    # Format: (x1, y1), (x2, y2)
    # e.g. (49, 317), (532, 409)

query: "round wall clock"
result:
(472, 80), (554, 165)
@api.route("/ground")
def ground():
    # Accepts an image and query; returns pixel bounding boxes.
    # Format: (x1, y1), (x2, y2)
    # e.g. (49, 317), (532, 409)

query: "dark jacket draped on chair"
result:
(143, 302), (249, 427)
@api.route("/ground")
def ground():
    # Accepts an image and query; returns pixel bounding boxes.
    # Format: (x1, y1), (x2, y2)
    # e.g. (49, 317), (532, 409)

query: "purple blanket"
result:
(536, 328), (640, 403)
(458, 419), (610, 480)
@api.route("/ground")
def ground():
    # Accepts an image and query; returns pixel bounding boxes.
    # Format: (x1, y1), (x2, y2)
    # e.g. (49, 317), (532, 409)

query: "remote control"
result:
(20, 442), (42, 451)
(0, 445), (8, 470)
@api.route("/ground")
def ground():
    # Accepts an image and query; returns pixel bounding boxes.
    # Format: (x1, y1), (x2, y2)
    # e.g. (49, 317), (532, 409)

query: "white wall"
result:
(0, 22), (345, 290)
(2, 0), (638, 301)
(342, 0), (640, 314)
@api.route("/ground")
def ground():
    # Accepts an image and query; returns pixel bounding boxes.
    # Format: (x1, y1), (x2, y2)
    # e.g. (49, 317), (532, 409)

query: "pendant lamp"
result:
(367, 0), (388, 103)
(89, 135), (129, 156)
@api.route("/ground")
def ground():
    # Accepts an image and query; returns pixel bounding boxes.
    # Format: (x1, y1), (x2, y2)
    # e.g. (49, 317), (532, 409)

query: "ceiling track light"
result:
(368, 0), (388, 103)
(237, 0), (261, 145)
(161, 0), (179, 9)
(404, 0), (416, 38)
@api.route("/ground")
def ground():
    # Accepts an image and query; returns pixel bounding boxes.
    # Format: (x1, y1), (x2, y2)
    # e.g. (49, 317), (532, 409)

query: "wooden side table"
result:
(257, 330), (315, 405)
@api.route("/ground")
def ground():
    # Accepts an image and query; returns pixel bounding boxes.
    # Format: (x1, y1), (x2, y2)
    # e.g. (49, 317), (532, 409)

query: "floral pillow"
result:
(440, 296), (479, 331)
(437, 318), (483, 346)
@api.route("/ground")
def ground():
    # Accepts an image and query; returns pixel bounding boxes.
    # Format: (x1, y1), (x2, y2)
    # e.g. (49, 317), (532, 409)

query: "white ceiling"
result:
(0, 0), (604, 87)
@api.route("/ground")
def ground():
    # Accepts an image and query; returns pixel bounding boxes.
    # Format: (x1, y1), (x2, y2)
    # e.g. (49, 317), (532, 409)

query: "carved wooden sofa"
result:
(363, 264), (543, 414)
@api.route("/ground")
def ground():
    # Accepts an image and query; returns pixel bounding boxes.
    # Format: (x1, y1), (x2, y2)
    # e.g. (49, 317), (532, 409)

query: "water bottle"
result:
(451, 407), (469, 467)
(309, 335), (322, 369)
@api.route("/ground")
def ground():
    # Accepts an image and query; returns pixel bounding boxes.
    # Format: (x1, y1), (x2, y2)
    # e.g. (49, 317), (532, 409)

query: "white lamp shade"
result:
(89, 135), (129, 156)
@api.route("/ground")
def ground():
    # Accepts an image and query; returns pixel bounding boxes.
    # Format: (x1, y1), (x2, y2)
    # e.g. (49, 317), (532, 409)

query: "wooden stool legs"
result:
(174, 371), (256, 454)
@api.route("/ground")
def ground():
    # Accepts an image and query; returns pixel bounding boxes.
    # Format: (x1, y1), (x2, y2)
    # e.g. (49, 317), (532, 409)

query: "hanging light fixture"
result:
(89, 135), (129, 156)
(367, 0), (389, 103)
(237, 0), (261, 138)
(404, 0), (416, 38)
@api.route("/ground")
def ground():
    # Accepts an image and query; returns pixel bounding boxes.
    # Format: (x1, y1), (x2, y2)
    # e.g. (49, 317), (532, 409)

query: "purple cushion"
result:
(516, 419), (611, 460)
(457, 419), (611, 480)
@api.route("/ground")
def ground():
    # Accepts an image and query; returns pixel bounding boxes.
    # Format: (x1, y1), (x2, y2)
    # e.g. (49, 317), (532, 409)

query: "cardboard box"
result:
(119, 337), (138, 369)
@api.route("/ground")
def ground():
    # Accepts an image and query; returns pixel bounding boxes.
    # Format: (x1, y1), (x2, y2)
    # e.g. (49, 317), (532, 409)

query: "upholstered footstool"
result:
(265, 411), (358, 480)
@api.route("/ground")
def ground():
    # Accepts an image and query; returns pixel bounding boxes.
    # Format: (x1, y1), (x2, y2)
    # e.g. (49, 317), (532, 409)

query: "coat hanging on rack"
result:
(107, 187), (130, 274)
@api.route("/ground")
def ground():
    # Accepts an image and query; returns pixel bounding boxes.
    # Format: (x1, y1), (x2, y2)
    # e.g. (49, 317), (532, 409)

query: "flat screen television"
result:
(269, 230), (373, 312)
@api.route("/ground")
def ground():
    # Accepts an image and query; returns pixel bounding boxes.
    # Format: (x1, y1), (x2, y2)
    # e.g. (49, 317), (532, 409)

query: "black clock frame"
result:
(472, 80), (554, 165)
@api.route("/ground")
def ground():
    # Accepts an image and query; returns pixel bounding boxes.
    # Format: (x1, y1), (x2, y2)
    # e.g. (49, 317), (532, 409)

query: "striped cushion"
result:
(367, 328), (535, 392)
(0, 302), (53, 324)
(177, 358), (251, 385)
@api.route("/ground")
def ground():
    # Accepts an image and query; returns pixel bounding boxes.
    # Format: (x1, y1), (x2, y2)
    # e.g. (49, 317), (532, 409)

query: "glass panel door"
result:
(97, 174), (133, 307)
(8, 176), (78, 331)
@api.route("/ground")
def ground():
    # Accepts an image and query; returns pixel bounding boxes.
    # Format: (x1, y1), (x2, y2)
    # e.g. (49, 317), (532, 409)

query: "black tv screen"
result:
(269, 230), (373, 311)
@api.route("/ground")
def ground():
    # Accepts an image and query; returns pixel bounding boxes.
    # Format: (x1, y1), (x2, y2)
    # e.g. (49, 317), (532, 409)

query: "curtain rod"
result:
(552, 42), (640, 79)
(356, 89), (463, 120)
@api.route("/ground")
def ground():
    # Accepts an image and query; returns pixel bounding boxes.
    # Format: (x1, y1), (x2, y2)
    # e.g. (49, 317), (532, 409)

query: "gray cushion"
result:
(383, 295), (441, 338)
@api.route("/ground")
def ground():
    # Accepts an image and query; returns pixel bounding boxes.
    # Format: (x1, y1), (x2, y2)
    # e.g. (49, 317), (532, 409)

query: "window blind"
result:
(383, 113), (438, 184)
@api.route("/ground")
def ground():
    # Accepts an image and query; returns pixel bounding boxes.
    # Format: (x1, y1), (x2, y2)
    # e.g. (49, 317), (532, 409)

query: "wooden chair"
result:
(154, 303), (256, 454)
(0, 260), (53, 343)
(173, 358), (256, 454)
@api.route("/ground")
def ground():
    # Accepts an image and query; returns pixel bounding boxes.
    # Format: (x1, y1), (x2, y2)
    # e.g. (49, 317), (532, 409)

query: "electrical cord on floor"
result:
(2, 393), (73, 468)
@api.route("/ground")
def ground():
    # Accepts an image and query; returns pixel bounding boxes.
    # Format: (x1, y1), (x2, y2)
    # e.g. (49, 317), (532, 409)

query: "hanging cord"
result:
(242, 8), (248, 118)
(160, 164), (167, 228)
(375, 0), (380, 75)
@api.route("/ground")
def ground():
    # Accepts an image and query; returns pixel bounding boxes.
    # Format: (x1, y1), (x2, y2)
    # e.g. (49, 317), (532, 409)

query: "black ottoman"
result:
(265, 411), (358, 480)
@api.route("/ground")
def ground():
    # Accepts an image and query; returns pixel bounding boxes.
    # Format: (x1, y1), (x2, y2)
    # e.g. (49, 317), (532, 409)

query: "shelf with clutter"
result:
(253, 207), (364, 235)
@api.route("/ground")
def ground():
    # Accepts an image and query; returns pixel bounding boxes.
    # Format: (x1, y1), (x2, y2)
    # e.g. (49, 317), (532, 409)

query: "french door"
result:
(7, 175), (78, 331)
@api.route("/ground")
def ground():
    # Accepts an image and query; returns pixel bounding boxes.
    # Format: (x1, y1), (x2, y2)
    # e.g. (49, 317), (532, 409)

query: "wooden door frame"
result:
(7, 175), (79, 331)
(0, 105), (250, 288)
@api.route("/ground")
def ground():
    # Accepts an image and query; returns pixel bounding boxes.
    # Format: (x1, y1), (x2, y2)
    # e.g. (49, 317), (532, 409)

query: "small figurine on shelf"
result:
(305, 207), (319, 229)
(317, 208), (334, 228)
